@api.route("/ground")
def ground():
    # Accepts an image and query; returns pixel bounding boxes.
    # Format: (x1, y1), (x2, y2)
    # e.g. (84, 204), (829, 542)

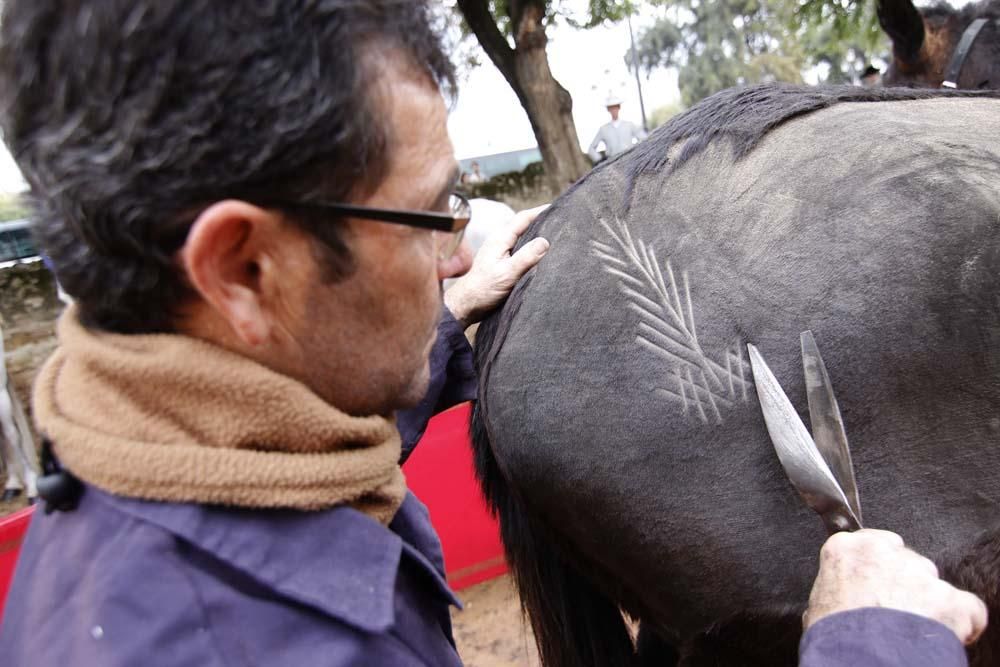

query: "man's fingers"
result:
(852, 528), (906, 548)
(953, 588), (989, 645)
(820, 529), (903, 562)
(505, 237), (549, 278)
(486, 204), (549, 258)
(509, 204), (549, 236)
(809, 528), (990, 646)
(442, 232), (550, 328)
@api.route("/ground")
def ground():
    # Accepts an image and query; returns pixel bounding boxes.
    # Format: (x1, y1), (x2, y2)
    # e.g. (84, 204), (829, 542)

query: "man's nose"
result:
(437, 236), (473, 281)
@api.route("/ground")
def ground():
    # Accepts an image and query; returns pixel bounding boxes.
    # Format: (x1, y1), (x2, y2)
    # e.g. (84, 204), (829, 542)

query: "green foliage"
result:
(564, 0), (640, 28)
(631, 0), (806, 107)
(631, 0), (888, 107)
(630, 16), (683, 72)
(796, 0), (884, 52)
(648, 101), (684, 128)
(0, 193), (28, 222)
(796, 0), (887, 85)
(452, 0), (643, 40)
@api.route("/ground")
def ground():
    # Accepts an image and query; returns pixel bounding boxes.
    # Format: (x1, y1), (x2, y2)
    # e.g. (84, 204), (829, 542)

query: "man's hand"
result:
(444, 205), (550, 328)
(804, 529), (988, 645)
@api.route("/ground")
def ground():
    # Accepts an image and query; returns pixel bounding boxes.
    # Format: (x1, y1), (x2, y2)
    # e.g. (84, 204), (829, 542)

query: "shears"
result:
(747, 332), (863, 535)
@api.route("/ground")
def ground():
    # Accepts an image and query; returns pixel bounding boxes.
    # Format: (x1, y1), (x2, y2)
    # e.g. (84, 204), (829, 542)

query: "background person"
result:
(587, 94), (647, 163)
(466, 161), (486, 183)
(860, 65), (882, 87)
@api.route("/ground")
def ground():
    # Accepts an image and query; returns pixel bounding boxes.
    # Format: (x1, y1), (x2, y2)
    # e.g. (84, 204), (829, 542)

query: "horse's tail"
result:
(471, 310), (640, 667)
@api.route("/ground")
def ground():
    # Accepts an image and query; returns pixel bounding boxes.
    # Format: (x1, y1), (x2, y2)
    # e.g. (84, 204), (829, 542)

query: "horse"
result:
(878, 0), (1000, 89)
(471, 84), (1000, 666)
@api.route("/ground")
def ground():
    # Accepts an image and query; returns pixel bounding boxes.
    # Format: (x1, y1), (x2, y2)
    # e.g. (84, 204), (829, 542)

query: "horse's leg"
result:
(471, 400), (639, 667)
(635, 624), (680, 666)
(677, 607), (802, 667)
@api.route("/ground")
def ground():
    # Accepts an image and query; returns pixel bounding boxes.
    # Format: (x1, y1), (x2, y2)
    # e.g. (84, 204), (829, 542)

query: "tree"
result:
(796, 0), (887, 84)
(630, 0), (806, 107)
(630, 0), (887, 107)
(648, 101), (683, 128)
(454, 1), (636, 194)
(797, 0), (884, 53)
(0, 193), (28, 222)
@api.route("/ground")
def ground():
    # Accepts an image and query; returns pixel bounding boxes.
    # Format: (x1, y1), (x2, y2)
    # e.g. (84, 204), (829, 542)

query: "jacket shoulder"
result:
(1, 489), (461, 666)
(0, 494), (227, 666)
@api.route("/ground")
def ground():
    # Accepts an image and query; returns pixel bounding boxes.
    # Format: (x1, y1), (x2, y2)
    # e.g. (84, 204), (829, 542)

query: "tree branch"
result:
(456, 0), (524, 103)
(510, 0), (548, 51)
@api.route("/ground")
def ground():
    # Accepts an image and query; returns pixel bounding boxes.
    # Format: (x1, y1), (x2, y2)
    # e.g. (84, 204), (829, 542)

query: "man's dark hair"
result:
(0, 0), (455, 333)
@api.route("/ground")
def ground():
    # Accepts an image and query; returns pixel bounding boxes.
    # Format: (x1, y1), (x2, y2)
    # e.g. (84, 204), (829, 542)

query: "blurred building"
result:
(0, 220), (36, 265)
(459, 147), (541, 180)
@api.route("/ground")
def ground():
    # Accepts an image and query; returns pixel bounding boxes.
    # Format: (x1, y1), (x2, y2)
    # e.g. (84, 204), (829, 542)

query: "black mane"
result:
(500, 83), (999, 258)
(621, 83), (999, 198)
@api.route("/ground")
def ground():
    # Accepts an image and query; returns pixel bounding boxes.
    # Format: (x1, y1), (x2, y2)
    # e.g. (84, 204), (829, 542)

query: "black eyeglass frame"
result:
(266, 191), (471, 234)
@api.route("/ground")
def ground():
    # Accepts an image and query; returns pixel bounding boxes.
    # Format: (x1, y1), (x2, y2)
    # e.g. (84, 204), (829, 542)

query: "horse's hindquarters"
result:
(481, 92), (1000, 639)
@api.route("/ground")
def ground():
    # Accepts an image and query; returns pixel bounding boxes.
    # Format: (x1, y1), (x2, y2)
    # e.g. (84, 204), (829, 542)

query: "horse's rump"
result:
(473, 84), (1000, 665)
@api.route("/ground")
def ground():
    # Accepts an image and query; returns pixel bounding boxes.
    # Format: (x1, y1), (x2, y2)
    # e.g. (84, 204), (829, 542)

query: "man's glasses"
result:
(276, 192), (471, 260)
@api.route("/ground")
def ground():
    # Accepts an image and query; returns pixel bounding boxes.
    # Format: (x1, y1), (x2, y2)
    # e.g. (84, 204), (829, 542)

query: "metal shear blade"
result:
(748, 332), (863, 535)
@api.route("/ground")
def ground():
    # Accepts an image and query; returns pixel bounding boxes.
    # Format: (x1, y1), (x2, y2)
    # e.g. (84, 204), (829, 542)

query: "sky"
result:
(0, 143), (22, 194)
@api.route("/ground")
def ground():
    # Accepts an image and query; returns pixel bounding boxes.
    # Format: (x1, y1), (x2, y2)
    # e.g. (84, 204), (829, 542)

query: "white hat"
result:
(604, 94), (623, 107)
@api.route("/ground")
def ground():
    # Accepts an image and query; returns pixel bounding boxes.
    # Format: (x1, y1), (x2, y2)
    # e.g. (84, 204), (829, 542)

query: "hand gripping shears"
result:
(748, 332), (863, 535)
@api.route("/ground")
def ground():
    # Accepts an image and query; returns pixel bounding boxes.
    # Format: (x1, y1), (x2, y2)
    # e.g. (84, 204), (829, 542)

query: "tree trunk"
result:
(511, 3), (590, 193)
(456, 0), (590, 196)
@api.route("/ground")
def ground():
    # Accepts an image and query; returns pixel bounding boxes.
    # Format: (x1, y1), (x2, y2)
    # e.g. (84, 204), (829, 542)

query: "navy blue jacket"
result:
(801, 608), (966, 666)
(1, 486), (464, 666)
(397, 308), (477, 464)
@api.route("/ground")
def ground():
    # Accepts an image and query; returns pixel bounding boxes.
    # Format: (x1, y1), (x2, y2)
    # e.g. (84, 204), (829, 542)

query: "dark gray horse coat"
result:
(472, 85), (1000, 666)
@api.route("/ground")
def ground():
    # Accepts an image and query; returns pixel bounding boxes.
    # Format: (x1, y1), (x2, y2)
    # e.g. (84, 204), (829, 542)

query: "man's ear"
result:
(181, 200), (283, 347)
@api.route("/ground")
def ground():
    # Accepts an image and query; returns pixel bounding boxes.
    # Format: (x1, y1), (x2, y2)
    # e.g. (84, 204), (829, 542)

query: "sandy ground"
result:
(452, 575), (541, 666)
(0, 494), (29, 517)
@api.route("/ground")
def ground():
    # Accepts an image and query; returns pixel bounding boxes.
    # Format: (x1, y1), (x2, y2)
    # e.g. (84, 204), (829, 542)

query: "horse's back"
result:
(479, 88), (1000, 636)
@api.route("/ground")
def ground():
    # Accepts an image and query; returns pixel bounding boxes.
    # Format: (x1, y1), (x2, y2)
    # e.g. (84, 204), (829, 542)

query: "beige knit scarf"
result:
(33, 307), (406, 524)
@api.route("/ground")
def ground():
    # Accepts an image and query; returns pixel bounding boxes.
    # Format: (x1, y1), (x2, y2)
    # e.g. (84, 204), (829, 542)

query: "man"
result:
(0, 2), (985, 665)
(587, 94), (648, 163)
(466, 161), (486, 183)
(861, 65), (883, 88)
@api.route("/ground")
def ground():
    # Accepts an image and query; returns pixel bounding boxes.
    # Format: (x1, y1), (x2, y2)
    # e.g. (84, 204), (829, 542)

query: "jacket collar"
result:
(92, 488), (460, 634)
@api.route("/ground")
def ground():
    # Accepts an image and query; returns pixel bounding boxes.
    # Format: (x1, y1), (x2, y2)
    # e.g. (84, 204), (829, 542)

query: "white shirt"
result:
(588, 119), (647, 162)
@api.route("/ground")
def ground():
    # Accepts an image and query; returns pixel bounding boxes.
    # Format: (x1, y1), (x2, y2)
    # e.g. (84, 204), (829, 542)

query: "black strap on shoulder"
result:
(36, 439), (83, 514)
(942, 18), (990, 88)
